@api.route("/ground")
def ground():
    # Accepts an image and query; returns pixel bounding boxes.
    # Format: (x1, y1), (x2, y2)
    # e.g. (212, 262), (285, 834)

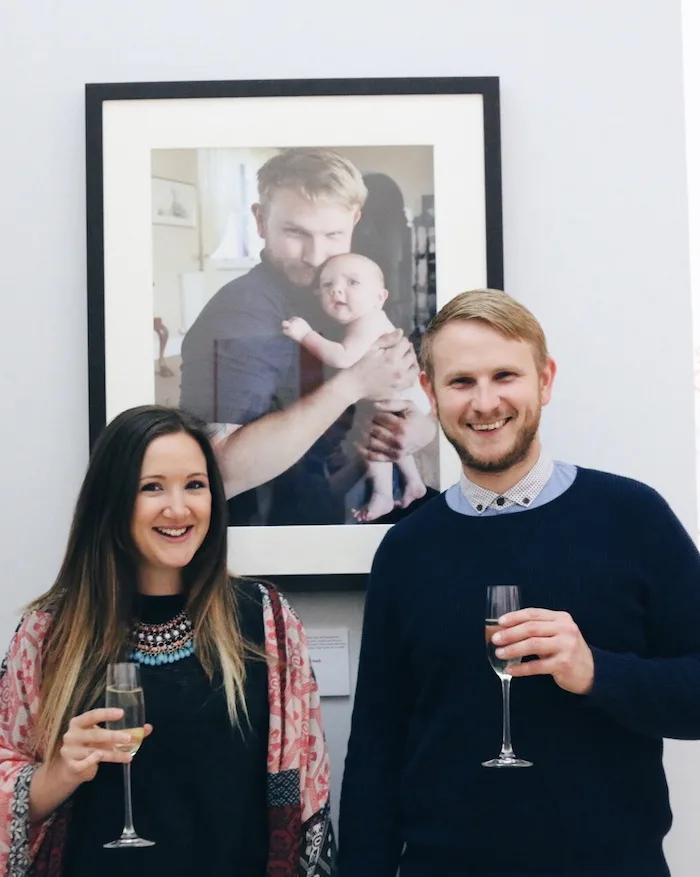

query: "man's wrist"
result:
(331, 368), (362, 407)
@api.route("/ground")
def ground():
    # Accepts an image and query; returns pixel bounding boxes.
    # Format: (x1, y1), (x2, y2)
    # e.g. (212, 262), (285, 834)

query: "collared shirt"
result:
(459, 451), (553, 514)
(445, 454), (577, 517)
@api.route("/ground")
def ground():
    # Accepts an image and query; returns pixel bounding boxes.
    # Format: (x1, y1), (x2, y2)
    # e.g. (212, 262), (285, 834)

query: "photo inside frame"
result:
(150, 145), (439, 531)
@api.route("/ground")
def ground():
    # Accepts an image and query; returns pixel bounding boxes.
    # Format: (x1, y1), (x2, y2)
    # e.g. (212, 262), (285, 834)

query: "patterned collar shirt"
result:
(459, 452), (555, 515)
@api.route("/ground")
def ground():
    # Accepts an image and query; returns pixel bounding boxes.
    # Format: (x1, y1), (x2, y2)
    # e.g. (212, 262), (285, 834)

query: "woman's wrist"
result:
(29, 758), (83, 824)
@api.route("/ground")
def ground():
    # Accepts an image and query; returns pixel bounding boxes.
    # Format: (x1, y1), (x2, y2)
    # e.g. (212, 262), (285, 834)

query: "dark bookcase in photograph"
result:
(411, 194), (436, 350)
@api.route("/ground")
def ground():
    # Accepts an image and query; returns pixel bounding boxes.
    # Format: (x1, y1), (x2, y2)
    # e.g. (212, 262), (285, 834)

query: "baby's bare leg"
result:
(353, 460), (396, 523)
(396, 454), (427, 508)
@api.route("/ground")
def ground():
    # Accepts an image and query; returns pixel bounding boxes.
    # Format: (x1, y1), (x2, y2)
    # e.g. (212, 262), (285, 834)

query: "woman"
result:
(0, 405), (335, 876)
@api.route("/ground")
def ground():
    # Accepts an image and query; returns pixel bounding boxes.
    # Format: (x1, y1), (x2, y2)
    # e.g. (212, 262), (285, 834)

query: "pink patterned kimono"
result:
(0, 582), (336, 876)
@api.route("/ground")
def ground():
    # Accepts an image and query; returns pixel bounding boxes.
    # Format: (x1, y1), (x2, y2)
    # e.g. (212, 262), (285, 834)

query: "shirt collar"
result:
(459, 452), (554, 514)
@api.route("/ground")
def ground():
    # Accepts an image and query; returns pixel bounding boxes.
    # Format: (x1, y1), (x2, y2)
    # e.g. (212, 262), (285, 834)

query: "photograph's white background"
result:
(101, 93), (486, 575)
(1, 2), (697, 871)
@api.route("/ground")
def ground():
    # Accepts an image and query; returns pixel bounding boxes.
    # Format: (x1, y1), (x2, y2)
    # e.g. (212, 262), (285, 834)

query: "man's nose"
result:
(302, 238), (327, 267)
(471, 382), (500, 413)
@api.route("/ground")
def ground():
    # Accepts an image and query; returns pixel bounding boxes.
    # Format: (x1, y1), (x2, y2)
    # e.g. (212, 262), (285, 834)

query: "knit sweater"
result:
(339, 467), (700, 877)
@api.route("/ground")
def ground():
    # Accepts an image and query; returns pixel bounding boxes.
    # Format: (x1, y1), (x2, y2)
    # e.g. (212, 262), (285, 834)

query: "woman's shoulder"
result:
(8, 610), (52, 649)
(232, 578), (304, 641)
(0, 610), (52, 684)
(232, 576), (267, 609)
(231, 578), (270, 645)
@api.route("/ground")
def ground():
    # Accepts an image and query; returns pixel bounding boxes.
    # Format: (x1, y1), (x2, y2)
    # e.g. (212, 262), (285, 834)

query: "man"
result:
(180, 147), (436, 526)
(338, 288), (700, 877)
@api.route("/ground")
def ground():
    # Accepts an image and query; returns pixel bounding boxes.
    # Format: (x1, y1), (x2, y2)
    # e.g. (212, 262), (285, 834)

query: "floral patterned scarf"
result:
(0, 582), (336, 876)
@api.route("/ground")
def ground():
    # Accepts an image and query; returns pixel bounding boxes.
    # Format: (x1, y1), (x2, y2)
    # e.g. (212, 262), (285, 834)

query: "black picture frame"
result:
(85, 76), (503, 592)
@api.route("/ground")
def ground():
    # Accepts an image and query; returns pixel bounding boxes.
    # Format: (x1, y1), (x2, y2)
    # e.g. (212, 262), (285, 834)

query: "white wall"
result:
(1, 0), (696, 873)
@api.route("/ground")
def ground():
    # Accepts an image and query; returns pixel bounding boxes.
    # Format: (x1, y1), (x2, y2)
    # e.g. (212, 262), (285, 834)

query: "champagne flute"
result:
(103, 662), (155, 848)
(483, 585), (533, 768)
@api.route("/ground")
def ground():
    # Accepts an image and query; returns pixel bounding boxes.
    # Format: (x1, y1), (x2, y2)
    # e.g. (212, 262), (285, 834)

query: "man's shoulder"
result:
(183, 262), (288, 342)
(206, 263), (285, 311)
(574, 465), (673, 514)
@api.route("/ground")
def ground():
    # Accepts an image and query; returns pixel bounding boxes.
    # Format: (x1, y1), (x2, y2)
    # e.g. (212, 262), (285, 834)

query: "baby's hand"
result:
(282, 317), (312, 342)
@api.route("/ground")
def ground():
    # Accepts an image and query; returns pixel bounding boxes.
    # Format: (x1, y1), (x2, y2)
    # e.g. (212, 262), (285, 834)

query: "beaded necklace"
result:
(129, 609), (195, 666)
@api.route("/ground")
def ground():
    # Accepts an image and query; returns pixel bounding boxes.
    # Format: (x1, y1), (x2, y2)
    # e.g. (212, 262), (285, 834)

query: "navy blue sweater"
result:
(339, 468), (700, 877)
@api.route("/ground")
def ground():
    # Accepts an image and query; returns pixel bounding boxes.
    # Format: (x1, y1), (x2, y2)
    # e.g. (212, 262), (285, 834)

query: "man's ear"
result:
(539, 356), (557, 407)
(419, 371), (438, 417)
(252, 203), (265, 238)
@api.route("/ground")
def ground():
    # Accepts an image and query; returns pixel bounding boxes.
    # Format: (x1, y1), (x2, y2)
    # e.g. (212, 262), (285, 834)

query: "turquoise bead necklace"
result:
(129, 609), (195, 666)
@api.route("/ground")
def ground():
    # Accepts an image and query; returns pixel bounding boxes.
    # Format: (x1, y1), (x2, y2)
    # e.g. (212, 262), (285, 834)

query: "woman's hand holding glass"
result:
(57, 708), (153, 784)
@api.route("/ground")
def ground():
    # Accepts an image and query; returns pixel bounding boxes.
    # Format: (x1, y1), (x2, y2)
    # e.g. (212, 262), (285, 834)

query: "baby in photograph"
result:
(282, 252), (428, 522)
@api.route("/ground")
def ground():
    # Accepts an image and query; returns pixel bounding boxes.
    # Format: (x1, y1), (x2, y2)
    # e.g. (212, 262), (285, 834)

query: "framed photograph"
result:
(86, 77), (503, 591)
(151, 177), (198, 227)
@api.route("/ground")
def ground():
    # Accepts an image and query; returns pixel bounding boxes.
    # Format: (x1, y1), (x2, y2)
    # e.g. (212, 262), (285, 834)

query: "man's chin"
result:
(453, 437), (529, 474)
(284, 267), (317, 288)
(465, 456), (515, 474)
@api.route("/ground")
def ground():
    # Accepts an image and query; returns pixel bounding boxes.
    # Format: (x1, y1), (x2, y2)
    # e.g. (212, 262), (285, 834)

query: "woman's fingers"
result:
(69, 708), (124, 729)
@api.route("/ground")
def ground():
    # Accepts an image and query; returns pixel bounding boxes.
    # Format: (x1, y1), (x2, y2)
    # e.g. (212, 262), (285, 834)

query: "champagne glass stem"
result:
(121, 761), (137, 839)
(499, 677), (515, 759)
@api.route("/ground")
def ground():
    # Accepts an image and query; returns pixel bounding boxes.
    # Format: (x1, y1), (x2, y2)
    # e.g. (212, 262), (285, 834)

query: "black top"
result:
(63, 582), (269, 877)
(340, 469), (700, 877)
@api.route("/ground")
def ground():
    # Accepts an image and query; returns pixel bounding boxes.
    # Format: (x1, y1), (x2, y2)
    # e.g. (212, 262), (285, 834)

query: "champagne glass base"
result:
(482, 756), (533, 768)
(103, 835), (155, 848)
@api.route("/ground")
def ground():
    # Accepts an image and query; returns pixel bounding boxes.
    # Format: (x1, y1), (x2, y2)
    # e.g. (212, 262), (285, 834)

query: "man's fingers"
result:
(495, 636), (560, 661)
(491, 621), (561, 646)
(507, 658), (557, 678)
(498, 608), (562, 626)
(367, 427), (402, 450)
(362, 434), (402, 462)
(372, 400), (410, 414)
(355, 442), (397, 464)
(374, 329), (404, 349)
(371, 411), (407, 428)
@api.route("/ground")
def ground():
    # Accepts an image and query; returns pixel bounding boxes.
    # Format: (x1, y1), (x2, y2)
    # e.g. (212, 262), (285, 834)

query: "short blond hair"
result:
(257, 148), (368, 211)
(420, 289), (549, 381)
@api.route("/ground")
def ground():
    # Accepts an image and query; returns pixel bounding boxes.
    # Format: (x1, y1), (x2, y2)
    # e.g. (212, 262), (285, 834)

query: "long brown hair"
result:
(27, 405), (250, 762)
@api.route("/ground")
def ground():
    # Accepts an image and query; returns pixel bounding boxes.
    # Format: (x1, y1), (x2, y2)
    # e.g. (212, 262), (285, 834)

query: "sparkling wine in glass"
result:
(103, 662), (155, 848)
(483, 585), (533, 768)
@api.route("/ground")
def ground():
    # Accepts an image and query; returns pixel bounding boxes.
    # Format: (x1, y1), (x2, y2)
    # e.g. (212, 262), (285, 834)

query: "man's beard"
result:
(438, 404), (542, 474)
(283, 263), (317, 287)
(267, 253), (317, 288)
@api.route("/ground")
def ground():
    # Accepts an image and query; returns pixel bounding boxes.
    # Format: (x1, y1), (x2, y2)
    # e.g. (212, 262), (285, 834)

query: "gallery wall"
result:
(1, 1), (696, 872)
